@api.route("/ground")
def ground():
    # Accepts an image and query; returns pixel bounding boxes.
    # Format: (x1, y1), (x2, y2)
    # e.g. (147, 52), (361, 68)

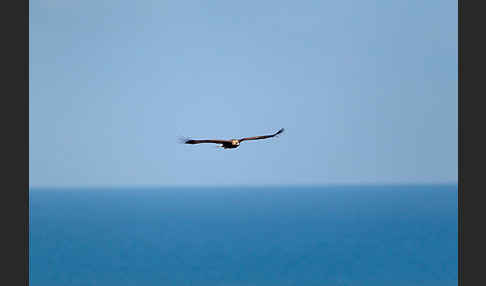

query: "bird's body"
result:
(182, 128), (284, 149)
(221, 140), (240, 149)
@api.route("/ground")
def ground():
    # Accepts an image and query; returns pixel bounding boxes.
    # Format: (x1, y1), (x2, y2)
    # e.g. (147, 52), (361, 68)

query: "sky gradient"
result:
(30, 0), (457, 187)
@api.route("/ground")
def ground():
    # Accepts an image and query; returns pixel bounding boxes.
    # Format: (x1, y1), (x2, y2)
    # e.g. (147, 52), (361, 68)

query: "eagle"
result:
(182, 128), (285, 149)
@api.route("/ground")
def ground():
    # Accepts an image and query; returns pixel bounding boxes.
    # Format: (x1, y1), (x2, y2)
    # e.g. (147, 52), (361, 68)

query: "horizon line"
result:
(29, 181), (459, 191)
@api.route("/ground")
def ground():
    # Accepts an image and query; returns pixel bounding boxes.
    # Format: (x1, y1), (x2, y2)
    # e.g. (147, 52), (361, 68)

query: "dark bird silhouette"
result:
(182, 128), (285, 149)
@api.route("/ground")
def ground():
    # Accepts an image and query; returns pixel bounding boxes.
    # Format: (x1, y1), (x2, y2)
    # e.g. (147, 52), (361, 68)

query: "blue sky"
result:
(29, 0), (457, 187)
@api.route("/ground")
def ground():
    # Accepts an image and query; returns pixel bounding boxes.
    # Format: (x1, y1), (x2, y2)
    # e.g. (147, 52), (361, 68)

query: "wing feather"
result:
(239, 128), (284, 142)
(183, 139), (231, 145)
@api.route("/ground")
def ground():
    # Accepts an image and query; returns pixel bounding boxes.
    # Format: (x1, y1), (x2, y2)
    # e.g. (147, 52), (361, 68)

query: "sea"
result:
(29, 185), (458, 286)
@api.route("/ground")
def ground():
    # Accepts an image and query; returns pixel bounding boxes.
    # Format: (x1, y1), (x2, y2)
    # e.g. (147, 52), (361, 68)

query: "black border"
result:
(5, 0), (484, 285)
(458, 0), (486, 285)
(3, 0), (28, 285)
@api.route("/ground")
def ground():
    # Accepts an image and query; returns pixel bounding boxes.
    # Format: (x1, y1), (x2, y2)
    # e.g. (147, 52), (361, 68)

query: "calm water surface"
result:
(30, 185), (457, 286)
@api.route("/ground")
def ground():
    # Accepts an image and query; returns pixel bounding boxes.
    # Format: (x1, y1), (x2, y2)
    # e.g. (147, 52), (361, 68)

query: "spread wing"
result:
(182, 138), (231, 145)
(239, 128), (285, 143)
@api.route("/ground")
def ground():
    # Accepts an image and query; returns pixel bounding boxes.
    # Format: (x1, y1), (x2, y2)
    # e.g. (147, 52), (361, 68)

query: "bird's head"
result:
(232, 140), (239, 146)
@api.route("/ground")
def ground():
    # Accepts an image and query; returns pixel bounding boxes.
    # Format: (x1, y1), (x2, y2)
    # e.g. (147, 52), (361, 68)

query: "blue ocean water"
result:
(30, 185), (457, 286)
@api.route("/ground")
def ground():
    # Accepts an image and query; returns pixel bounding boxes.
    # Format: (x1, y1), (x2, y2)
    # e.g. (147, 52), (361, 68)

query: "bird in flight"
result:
(182, 128), (285, 149)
